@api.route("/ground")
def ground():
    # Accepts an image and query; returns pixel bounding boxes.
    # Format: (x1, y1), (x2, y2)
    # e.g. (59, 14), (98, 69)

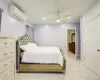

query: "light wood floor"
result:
(16, 55), (100, 80)
(68, 51), (75, 58)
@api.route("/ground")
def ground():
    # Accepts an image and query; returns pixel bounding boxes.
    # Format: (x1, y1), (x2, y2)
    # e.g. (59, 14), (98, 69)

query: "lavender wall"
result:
(27, 26), (34, 40)
(34, 24), (80, 55)
(0, 0), (33, 39)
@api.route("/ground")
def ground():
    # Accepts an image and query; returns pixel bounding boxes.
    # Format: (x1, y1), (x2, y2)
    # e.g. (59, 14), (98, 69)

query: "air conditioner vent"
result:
(9, 5), (27, 22)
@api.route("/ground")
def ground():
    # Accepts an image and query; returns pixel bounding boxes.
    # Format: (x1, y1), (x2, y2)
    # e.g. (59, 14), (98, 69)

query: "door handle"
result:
(97, 49), (100, 52)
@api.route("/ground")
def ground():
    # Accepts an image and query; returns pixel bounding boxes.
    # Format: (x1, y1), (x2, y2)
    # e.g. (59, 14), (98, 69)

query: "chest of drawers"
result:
(0, 35), (16, 80)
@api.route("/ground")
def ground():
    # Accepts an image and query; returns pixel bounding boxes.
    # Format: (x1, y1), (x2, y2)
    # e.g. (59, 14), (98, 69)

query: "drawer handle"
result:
(11, 70), (12, 72)
(4, 74), (7, 77)
(4, 53), (7, 55)
(10, 61), (13, 63)
(98, 14), (100, 16)
(4, 64), (8, 67)
(4, 43), (7, 45)
(10, 43), (12, 44)
(97, 49), (100, 52)
(11, 52), (13, 54)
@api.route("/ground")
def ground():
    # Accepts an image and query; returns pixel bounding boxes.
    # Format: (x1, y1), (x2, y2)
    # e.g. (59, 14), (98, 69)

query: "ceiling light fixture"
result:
(56, 19), (60, 22)
(68, 16), (71, 19)
(42, 17), (46, 20)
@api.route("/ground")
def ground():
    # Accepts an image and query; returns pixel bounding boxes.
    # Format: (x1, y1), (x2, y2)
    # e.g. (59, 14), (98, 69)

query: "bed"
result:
(16, 35), (66, 73)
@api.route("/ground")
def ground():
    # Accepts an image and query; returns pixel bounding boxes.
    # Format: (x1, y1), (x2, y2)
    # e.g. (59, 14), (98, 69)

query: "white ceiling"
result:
(11, 0), (97, 24)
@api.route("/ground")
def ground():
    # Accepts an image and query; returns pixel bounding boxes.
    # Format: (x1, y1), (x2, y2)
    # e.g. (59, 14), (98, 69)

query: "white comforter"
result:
(21, 47), (63, 66)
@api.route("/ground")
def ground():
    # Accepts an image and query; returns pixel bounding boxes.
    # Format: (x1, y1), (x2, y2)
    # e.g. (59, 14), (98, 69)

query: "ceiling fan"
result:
(56, 11), (61, 22)
(44, 11), (71, 23)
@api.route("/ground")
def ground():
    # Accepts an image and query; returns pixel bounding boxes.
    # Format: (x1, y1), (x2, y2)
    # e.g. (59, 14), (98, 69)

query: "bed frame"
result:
(16, 35), (66, 73)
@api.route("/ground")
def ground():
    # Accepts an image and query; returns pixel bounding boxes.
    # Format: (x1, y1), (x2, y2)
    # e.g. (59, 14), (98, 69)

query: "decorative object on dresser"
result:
(0, 35), (16, 80)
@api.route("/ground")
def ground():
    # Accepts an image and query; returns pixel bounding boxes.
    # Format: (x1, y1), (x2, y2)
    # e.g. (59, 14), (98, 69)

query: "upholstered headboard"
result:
(18, 35), (34, 45)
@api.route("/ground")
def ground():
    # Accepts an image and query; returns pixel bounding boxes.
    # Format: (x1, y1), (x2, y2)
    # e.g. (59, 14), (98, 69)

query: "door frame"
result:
(67, 27), (78, 59)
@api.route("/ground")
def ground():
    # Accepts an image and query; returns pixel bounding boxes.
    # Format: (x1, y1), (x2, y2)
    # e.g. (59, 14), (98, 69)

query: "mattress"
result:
(21, 47), (63, 66)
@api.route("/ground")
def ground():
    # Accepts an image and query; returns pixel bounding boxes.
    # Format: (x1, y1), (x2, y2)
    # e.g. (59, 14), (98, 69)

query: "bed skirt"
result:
(17, 57), (66, 73)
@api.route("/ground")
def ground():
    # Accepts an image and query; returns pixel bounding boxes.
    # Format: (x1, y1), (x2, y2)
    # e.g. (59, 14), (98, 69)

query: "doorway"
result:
(67, 29), (76, 58)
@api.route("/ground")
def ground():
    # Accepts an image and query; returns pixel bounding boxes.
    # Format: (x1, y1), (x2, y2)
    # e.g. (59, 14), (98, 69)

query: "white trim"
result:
(67, 28), (78, 59)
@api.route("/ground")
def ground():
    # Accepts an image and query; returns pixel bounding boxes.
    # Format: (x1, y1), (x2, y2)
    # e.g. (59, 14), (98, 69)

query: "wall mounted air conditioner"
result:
(9, 5), (27, 22)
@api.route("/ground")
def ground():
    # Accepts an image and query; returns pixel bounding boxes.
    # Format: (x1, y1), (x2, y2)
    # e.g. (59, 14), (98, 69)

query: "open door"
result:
(67, 28), (79, 59)
(68, 29), (75, 54)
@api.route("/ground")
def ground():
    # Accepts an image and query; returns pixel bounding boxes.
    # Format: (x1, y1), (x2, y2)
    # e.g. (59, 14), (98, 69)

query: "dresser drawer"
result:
(6, 75), (14, 80)
(0, 39), (8, 49)
(0, 35), (15, 80)
(0, 58), (14, 73)
(0, 50), (14, 62)
(6, 39), (15, 46)
(0, 39), (15, 50)
(0, 66), (14, 80)
(6, 43), (15, 49)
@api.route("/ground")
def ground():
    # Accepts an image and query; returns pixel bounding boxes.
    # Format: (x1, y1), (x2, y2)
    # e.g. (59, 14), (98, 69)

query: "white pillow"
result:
(20, 44), (37, 51)
(28, 43), (37, 47)
(20, 44), (30, 51)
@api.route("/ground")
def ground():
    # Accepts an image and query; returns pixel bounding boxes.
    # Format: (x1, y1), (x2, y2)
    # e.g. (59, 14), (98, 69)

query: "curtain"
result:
(0, 9), (3, 32)
(26, 25), (34, 40)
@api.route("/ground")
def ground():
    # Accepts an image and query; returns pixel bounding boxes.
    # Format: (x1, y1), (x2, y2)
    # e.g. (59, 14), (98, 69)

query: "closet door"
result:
(91, 18), (100, 76)
(84, 18), (100, 76)
(83, 22), (95, 72)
